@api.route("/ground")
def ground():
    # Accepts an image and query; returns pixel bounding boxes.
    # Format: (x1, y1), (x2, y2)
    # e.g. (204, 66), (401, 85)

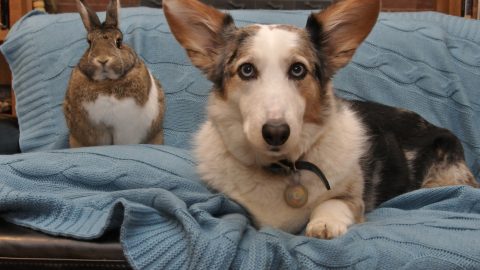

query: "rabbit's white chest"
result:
(82, 72), (160, 144)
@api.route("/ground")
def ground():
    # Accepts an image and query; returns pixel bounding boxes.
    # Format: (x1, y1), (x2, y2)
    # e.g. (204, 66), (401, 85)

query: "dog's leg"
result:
(419, 132), (478, 188)
(422, 161), (478, 188)
(306, 198), (363, 239)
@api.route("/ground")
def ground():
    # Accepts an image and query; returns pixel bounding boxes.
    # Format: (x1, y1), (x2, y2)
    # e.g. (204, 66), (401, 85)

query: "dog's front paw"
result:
(305, 219), (348, 239)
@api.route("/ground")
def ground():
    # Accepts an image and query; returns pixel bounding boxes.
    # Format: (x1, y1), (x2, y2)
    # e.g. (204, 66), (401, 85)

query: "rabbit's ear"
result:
(76, 0), (101, 32)
(105, 0), (120, 28)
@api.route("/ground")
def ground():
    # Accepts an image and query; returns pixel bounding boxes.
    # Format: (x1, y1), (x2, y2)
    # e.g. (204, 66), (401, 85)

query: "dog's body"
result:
(164, 0), (478, 238)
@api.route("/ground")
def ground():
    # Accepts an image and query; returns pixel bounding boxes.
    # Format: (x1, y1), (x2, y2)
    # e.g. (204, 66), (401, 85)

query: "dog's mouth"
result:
(264, 145), (289, 159)
(268, 146), (281, 152)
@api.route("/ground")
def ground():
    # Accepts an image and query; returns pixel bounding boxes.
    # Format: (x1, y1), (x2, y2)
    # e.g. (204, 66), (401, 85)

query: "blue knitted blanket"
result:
(0, 145), (479, 269)
(1, 7), (480, 270)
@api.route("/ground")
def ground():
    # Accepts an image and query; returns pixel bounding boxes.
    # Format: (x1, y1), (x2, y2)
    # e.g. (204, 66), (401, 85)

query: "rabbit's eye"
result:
(116, 38), (122, 48)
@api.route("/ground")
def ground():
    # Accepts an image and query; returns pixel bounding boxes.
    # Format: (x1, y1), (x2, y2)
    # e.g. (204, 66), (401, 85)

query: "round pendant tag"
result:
(284, 184), (308, 208)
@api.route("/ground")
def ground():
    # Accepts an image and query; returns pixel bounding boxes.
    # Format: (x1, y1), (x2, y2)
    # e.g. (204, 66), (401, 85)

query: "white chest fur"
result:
(83, 71), (160, 145)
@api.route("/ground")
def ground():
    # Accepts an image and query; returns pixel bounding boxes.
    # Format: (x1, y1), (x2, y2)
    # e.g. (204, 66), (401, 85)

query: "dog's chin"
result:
(267, 146), (282, 153)
(252, 143), (297, 165)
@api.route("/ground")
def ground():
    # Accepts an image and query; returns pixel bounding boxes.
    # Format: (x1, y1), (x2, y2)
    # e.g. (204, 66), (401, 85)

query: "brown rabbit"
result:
(63, 0), (165, 147)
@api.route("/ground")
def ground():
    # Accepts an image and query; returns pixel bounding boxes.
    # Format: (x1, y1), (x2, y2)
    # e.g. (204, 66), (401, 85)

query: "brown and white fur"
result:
(64, 0), (165, 147)
(164, 0), (478, 239)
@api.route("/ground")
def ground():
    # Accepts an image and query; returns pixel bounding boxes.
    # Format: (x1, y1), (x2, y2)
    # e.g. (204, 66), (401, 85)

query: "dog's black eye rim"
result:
(289, 62), (307, 80)
(238, 63), (257, 80)
(116, 38), (122, 48)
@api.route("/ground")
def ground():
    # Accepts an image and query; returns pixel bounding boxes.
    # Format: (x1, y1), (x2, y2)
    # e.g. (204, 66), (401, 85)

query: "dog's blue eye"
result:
(238, 63), (257, 80)
(289, 63), (307, 80)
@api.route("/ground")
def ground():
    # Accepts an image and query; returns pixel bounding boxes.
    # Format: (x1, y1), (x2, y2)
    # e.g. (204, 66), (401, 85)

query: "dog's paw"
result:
(305, 219), (348, 239)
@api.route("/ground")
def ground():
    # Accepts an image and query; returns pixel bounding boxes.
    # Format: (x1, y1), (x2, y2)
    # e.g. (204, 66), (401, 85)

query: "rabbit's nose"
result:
(96, 57), (111, 65)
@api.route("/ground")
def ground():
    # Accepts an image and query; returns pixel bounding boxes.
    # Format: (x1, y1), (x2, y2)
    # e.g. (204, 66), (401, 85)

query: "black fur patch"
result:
(305, 14), (330, 88)
(210, 14), (237, 94)
(222, 14), (235, 29)
(349, 100), (469, 209)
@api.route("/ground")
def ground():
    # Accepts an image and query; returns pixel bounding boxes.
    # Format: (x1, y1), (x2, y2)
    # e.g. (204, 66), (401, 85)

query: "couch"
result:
(0, 115), (20, 155)
(0, 6), (479, 270)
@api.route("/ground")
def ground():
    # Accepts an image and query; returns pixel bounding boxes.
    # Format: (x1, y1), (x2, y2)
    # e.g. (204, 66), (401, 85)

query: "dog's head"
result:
(164, 0), (379, 165)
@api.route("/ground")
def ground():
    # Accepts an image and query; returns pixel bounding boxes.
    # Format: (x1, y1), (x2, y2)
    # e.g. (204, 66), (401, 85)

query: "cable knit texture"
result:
(1, 8), (480, 270)
(0, 146), (479, 269)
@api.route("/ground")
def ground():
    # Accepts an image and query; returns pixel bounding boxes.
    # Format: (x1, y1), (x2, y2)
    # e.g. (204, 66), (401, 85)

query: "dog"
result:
(163, 0), (478, 239)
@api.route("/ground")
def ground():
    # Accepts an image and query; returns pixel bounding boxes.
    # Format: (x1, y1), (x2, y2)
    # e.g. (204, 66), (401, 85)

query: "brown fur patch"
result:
(213, 25), (260, 98)
(298, 77), (328, 125)
(292, 33), (334, 125)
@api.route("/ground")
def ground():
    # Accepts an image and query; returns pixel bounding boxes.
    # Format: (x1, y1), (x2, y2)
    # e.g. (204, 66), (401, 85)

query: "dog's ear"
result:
(163, 0), (235, 74)
(306, 0), (380, 73)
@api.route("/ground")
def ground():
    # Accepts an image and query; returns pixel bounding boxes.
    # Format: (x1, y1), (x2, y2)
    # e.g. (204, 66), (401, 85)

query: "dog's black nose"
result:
(262, 122), (290, 146)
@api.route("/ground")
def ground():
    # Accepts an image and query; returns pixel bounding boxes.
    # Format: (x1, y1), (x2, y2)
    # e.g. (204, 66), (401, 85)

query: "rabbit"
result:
(63, 0), (165, 148)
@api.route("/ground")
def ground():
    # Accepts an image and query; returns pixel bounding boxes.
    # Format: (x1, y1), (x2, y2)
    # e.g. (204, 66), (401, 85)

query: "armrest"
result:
(0, 115), (20, 154)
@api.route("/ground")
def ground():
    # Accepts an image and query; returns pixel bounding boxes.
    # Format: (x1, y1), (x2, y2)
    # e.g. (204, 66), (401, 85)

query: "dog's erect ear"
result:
(307, 0), (380, 73)
(76, 0), (101, 32)
(105, 0), (120, 28)
(163, 0), (235, 73)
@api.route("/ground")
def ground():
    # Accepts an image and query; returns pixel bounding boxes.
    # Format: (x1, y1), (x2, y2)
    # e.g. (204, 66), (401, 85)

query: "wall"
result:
(55, 0), (140, 12)
(51, 0), (454, 13)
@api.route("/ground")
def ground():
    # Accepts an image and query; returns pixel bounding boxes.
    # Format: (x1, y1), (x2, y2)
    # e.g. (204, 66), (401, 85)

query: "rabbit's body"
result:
(64, 61), (164, 146)
(63, 0), (164, 147)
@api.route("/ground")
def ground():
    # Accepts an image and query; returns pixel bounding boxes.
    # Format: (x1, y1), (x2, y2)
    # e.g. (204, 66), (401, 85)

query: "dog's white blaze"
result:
(252, 25), (301, 119)
(83, 71), (159, 144)
(237, 25), (306, 153)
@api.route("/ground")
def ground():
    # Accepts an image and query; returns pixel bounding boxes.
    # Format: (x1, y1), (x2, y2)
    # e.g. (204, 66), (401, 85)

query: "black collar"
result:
(265, 159), (331, 190)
